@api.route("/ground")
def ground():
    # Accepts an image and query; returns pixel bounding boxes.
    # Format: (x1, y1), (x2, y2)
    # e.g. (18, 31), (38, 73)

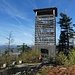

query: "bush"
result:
(56, 49), (75, 67)
(0, 54), (16, 67)
(68, 49), (75, 65)
(56, 52), (68, 65)
(18, 48), (41, 63)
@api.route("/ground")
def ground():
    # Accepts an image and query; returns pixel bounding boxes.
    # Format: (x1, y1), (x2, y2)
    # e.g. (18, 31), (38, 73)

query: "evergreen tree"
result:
(58, 13), (74, 55)
(17, 43), (31, 53)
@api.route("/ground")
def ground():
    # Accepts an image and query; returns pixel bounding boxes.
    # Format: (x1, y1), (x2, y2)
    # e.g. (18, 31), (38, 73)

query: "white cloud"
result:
(27, 0), (37, 8)
(0, 0), (33, 24)
(0, 23), (34, 45)
(0, 0), (35, 45)
(24, 32), (33, 37)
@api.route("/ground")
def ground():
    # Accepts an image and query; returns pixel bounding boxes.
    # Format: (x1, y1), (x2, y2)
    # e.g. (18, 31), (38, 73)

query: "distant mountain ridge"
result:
(0, 45), (17, 53)
(0, 44), (33, 53)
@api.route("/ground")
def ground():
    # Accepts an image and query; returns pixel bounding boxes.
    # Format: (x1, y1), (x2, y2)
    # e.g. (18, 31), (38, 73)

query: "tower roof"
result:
(33, 7), (57, 17)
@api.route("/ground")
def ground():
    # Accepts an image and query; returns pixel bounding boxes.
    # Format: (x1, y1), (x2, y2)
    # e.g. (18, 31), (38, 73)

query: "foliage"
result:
(18, 48), (41, 63)
(56, 52), (68, 65)
(56, 49), (75, 67)
(68, 49), (75, 65)
(0, 47), (41, 67)
(0, 54), (16, 67)
(17, 43), (31, 53)
(58, 12), (74, 54)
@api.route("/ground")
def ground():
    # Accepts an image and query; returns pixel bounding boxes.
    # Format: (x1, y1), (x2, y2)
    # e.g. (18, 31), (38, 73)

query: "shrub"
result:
(18, 48), (41, 63)
(0, 54), (16, 67)
(68, 49), (75, 65)
(56, 49), (75, 67)
(56, 52), (68, 65)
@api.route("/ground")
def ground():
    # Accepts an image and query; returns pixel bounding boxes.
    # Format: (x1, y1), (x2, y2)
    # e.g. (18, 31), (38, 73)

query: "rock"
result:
(12, 61), (16, 65)
(19, 60), (23, 64)
(3, 63), (7, 68)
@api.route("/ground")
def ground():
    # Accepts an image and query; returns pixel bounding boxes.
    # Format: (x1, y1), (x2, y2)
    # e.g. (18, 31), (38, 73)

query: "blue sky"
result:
(0, 0), (75, 45)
